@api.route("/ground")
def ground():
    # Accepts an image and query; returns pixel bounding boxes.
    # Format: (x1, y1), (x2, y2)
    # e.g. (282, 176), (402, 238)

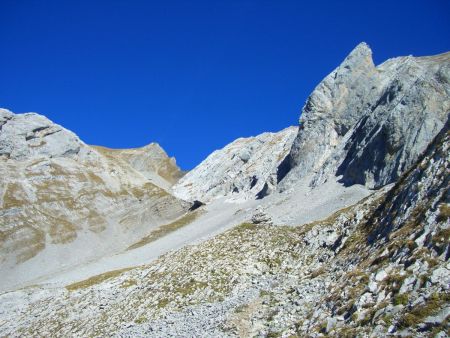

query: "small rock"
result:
(375, 269), (388, 282)
(399, 275), (417, 294)
(369, 281), (378, 293)
(326, 317), (337, 333)
(430, 267), (450, 287)
(424, 307), (450, 326)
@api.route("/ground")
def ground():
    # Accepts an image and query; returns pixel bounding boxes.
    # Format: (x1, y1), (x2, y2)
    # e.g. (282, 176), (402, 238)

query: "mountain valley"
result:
(0, 43), (449, 338)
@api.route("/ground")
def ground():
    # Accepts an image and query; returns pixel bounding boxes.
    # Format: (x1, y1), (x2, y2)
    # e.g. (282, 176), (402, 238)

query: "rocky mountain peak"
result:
(281, 44), (449, 191)
(299, 42), (376, 129)
(0, 109), (189, 290)
(342, 41), (373, 67)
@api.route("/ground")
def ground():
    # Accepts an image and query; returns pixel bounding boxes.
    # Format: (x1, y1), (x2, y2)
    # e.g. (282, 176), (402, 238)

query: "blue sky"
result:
(1, 1), (449, 169)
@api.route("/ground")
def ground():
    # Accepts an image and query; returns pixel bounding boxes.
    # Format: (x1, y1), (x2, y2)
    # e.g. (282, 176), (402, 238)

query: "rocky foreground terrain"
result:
(0, 43), (449, 337)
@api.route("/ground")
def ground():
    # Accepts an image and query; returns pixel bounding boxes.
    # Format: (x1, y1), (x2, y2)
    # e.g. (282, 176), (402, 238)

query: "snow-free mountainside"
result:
(0, 43), (449, 337)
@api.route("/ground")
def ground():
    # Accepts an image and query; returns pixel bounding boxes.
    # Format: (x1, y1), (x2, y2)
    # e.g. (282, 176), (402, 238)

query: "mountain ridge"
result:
(0, 109), (190, 291)
(0, 43), (449, 337)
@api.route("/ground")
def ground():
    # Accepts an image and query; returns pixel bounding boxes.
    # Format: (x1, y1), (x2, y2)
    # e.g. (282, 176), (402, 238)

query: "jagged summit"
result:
(343, 41), (373, 64)
(299, 42), (376, 126)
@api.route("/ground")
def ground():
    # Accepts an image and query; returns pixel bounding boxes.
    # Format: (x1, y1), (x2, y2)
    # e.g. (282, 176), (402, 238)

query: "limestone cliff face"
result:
(336, 52), (449, 188)
(287, 43), (381, 179)
(281, 44), (450, 190)
(173, 126), (298, 202)
(0, 109), (189, 289)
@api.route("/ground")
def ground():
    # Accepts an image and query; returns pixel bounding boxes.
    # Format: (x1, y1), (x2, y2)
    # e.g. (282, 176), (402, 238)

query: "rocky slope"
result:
(1, 117), (447, 338)
(173, 126), (297, 202)
(0, 109), (189, 291)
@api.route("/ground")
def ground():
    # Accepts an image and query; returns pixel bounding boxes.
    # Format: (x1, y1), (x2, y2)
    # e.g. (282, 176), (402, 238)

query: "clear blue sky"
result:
(1, 1), (449, 169)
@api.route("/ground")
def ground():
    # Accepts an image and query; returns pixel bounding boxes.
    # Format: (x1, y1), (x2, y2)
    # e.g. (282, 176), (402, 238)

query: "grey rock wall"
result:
(282, 44), (450, 190)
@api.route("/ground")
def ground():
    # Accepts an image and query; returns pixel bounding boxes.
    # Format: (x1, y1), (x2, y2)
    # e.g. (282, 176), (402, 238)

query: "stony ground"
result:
(1, 192), (448, 337)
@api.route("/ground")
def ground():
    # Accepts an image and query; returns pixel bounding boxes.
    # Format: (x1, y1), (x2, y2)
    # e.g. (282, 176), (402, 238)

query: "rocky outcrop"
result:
(172, 44), (449, 202)
(0, 109), (88, 161)
(173, 126), (297, 202)
(0, 109), (189, 290)
(281, 44), (450, 190)
(285, 43), (381, 182)
(336, 53), (449, 188)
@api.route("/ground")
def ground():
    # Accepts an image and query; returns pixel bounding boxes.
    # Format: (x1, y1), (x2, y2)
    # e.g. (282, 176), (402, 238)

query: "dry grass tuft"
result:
(127, 210), (203, 250)
(66, 267), (134, 291)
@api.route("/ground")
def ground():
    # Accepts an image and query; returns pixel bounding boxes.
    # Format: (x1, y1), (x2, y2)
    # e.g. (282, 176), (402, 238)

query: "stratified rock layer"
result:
(0, 109), (189, 290)
(93, 143), (184, 191)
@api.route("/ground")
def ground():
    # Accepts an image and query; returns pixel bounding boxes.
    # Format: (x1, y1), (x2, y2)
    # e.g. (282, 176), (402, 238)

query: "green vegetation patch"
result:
(393, 293), (409, 306)
(235, 222), (258, 232)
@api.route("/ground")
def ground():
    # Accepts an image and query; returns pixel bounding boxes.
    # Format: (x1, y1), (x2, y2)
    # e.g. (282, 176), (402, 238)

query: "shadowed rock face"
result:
(289, 43), (381, 173)
(336, 54), (450, 187)
(282, 43), (450, 190)
(0, 109), (189, 290)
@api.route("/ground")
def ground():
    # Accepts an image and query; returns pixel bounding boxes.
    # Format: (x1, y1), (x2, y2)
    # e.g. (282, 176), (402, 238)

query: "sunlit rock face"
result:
(173, 44), (450, 204)
(92, 143), (185, 192)
(173, 126), (298, 202)
(0, 109), (189, 290)
(281, 44), (450, 190)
